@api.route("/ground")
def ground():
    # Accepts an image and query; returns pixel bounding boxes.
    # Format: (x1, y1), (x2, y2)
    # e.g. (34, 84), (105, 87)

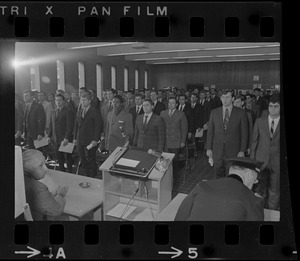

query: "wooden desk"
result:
(99, 147), (175, 221)
(156, 193), (280, 221)
(40, 170), (104, 220)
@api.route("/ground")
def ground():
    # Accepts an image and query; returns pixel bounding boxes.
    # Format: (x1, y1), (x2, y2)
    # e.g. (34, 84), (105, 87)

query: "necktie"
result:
(169, 110), (174, 117)
(224, 108), (229, 130)
(136, 106), (139, 114)
(143, 115), (148, 130)
(179, 105), (182, 111)
(270, 120), (274, 139)
(108, 101), (112, 111)
(56, 109), (60, 119)
(82, 108), (86, 118)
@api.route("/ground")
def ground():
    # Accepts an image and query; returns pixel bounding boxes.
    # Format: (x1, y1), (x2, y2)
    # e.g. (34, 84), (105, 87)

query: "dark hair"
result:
(113, 95), (124, 103)
(178, 94), (187, 99)
(55, 93), (65, 100)
(143, 99), (153, 105)
(190, 93), (199, 99)
(150, 90), (158, 95)
(89, 89), (96, 94)
(269, 93), (280, 104)
(107, 88), (116, 94)
(127, 90), (134, 95)
(135, 93), (143, 98)
(81, 92), (91, 100)
(222, 89), (234, 97)
(253, 88), (261, 92)
(168, 96), (177, 103)
(48, 92), (55, 97)
(235, 95), (245, 102)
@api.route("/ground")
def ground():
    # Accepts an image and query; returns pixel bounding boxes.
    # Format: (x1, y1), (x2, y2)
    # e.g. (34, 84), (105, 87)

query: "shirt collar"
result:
(223, 104), (233, 114)
(145, 111), (153, 118)
(268, 114), (280, 123)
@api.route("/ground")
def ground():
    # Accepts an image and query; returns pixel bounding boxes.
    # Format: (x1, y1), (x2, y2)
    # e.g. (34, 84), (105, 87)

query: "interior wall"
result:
(14, 43), (152, 98)
(152, 60), (280, 90)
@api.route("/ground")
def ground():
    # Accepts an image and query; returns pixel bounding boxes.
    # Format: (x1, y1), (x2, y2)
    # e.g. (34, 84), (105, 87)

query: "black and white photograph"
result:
(14, 42), (282, 222)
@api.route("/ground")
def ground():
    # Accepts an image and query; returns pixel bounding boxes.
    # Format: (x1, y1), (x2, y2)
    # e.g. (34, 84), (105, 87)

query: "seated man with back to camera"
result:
(23, 149), (69, 221)
(175, 158), (265, 221)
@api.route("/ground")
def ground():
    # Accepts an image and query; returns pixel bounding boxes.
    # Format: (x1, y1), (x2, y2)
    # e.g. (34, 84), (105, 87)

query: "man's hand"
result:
(203, 123), (208, 130)
(237, 151), (245, 158)
(180, 142), (185, 148)
(206, 149), (213, 158)
(37, 135), (43, 141)
(91, 140), (98, 147)
(247, 148), (250, 155)
(62, 139), (68, 146)
(21, 133), (25, 139)
(47, 137), (52, 144)
(188, 132), (192, 139)
(73, 139), (77, 146)
(56, 186), (69, 197)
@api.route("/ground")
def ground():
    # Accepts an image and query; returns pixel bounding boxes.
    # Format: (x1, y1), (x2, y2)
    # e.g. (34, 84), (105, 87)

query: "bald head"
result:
(23, 149), (48, 180)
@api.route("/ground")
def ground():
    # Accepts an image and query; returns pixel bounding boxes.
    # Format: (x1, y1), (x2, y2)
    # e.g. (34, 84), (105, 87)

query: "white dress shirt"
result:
(268, 115), (280, 133)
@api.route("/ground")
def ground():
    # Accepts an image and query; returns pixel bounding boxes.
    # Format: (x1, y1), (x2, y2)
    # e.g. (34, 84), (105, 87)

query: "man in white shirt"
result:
(250, 93), (280, 211)
(133, 99), (165, 152)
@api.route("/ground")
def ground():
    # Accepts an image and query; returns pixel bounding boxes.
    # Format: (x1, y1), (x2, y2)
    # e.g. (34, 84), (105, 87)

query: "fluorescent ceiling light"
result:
(108, 51), (149, 56)
(224, 58), (267, 62)
(217, 53), (266, 57)
(152, 49), (200, 53)
(204, 45), (263, 50)
(267, 53), (280, 55)
(153, 61), (186, 65)
(268, 58), (280, 60)
(174, 55), (214, 59)
(70, 42), (135, 49)
(133, 57), (169, 61)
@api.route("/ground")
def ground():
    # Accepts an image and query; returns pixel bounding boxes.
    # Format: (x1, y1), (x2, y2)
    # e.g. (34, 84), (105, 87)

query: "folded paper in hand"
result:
(34, 137), (49, 148)
(195, 128), (204, 138)
(59, 142), (75, 153)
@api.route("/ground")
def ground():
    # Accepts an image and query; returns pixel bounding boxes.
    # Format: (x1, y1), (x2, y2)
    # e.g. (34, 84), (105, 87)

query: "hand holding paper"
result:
(59, 142), (75, 153)
(34, 136), (49, 148)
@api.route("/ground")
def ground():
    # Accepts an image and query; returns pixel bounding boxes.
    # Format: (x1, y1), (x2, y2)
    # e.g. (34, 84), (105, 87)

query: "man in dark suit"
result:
(74, 93), (103, 177)
(254, 88), (268, 117)
(124, 90), (136, 113)
(89, 89), (101, 109)
(105, 95), (133, 153)
(48, 94), (74, 173)
(250, 94), (280, 211)
(151, 90), (166, 115)
(177, 94), (193, 140)
(133, 99), (165, 153)
(129, 93), (144, 128)
(175, 158), (265, 221)
(206, 89), (249, 179)
(161, 97), (188, 178)
(189, 93), (204, 135)
(23, 90), (46, 149)
(210, 88), (222, 110)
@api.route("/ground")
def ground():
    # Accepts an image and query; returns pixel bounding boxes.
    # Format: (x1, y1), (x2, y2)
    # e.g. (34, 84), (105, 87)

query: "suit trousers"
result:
(78, 145), (97, 178)
(55, 143), (73, 173)
(26, 135), (35, 149)
(213, 146), (229, 179)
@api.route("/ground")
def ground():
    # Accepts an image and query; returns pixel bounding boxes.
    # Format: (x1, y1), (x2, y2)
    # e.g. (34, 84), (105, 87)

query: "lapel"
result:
(273, 119), (280, 139)
(144, 114), (154, 131)
(263, 117), (271, 140)
(111, 110), (123, 126)
(225, 107), (235, 131)
(218, 107), (224, 129)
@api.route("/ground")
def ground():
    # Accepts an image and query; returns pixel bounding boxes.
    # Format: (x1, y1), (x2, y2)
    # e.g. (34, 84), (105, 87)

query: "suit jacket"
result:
(74, 107), (103, 146)
(160, 109), (188, 149)
(210, 95), (222, 110)
(206, 106), (249, 160)
(189, 103), (204, 133)
(105, 109), (133, 151)
(133, 113), (165, 152)
(124, 99), (136, 113)
(175, 176), (264, 221)
(203, 99), (212, 124)
(153, 101), (166, 115)
(255, 97), (268, 117)
(250, 117), (280, 169)
(48, 106), (74, 144)
(23, 101), (46, 139)
(100, 100), (114, 134)
(15, 102), (24, 133)
(129, 105), (144, 128)
(91, 96), (100, 109)
(177, 104), (194, 133)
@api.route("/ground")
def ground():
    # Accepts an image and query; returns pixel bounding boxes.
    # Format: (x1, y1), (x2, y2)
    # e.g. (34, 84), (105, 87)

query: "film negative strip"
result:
(0, 1), (297, 260)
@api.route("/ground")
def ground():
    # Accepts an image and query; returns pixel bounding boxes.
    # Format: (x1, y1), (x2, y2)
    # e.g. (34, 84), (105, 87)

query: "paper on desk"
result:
(133, 208), (157, 221)
(117, 158), (140, 168)
(195, 128), (204, 138)
(59, 142), (75, 153)
(106, 203), (137, 219)
(34, 137), (49, 148)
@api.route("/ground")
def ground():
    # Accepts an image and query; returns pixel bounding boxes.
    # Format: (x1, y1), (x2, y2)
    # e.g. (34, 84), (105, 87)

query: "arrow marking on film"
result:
(15, 246), (41, 258)
(158, 246), (183, 259)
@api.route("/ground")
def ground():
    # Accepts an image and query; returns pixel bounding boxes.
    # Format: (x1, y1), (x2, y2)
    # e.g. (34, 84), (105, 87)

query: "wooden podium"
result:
(99, 147), (175, 221)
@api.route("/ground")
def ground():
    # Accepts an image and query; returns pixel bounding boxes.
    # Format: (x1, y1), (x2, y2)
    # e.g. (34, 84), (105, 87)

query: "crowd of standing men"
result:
(15, 86), (280, 211)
